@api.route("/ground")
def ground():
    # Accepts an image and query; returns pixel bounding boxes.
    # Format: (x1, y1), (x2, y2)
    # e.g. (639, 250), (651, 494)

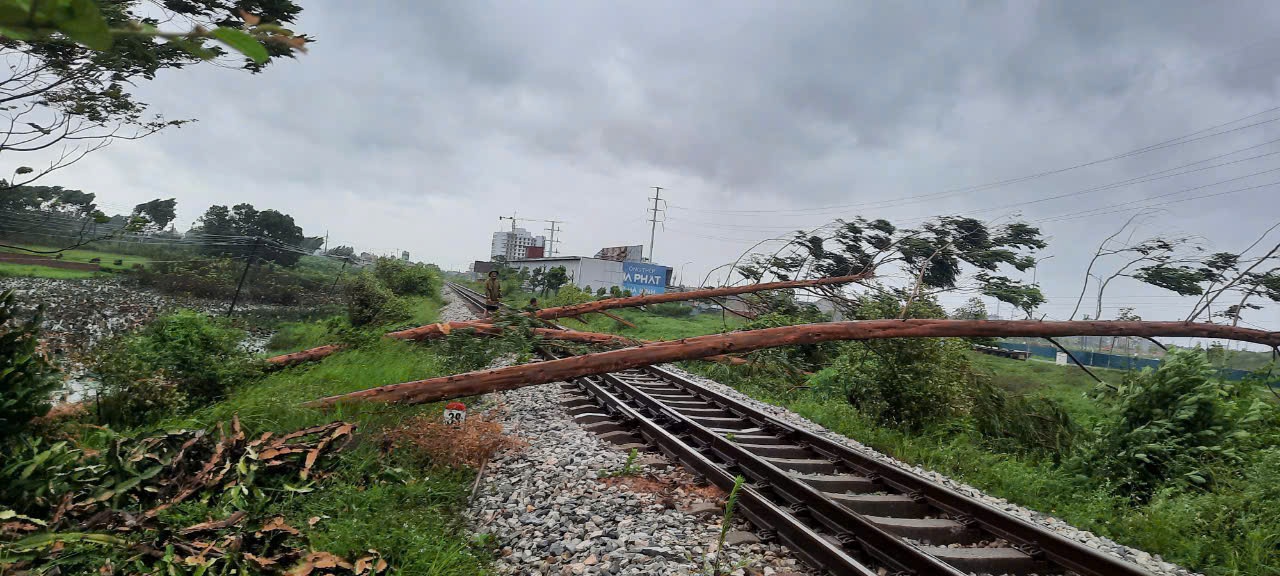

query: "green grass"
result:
(264, 294), (445, 355)
(0, 243), (151, 271)
(0, 262), (101, 279)
(691, 352), (1280, 576)
(158, 297), (491, 575)
(968, 352), (1128, 426)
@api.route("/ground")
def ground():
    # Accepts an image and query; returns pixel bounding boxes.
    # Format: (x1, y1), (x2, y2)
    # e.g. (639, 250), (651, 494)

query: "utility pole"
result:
(323, 230), (329, 255)
(544, 220), (562, 256)
(648, 186), (664, 263)
(227, 237), (261, 317)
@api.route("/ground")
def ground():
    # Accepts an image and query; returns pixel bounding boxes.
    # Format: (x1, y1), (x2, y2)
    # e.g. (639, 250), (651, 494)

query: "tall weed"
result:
(1077, 349), (1275, 500)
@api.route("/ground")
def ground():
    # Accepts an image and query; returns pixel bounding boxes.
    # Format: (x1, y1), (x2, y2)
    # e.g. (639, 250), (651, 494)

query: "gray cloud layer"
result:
(21, 0), (1280, 331)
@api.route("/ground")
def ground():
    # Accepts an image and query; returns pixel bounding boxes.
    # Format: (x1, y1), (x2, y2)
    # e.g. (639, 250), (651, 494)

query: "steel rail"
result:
(566, 373), (879, 576)
(640, 364), (1152, 576)
(592, 368), (966, 575)
(445, 283), (1153, 576)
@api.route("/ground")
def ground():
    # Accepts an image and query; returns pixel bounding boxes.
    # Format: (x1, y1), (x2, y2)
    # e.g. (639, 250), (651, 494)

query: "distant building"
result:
(525, 245), (545, 258)
(401, 251), (410, 262)
(594, 245), (644, 262)
(469, 260), (497, 281)
(491, 227), (546, 260)
(507, 256), (671, 295)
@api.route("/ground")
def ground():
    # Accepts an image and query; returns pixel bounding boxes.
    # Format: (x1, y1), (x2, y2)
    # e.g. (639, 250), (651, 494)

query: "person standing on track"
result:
(483, 270), (502, 317)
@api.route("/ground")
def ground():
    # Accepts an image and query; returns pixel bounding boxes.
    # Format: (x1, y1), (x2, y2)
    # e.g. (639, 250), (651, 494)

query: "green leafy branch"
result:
(0, 0), (307, 63)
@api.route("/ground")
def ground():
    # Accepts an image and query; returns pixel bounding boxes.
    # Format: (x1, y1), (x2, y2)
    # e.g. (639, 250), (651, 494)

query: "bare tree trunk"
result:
(305, 319), (1280, 408)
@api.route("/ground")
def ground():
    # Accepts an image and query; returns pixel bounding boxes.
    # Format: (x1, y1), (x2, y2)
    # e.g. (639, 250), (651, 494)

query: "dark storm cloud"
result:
(22, 0), (1280, 330)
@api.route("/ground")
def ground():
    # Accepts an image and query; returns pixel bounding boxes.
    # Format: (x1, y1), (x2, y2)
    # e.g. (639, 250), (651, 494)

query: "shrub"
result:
(373, 257), (439, 297)
(343, 273), (411, 327)
(0, 290), (60, 441)
(133, 258), (331, 305)
(810, 292), (973, 431)
(609, 286), (623, 298)
(1077, 349), (1276, 500)
(543, 284), (595, 308)
(970, 379), (1079, 462)
(91, 311), (260, 427)
(597, 287), (607, 297)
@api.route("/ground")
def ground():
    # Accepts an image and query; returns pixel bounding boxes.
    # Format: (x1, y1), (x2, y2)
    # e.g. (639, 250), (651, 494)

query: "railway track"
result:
(446, 282), (1152, 576)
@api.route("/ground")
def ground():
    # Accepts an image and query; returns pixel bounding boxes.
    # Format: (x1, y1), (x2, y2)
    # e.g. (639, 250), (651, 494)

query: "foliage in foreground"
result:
(0, 290), (59, 440)
(693, 342), (1280, 576)
(1076, 350), (1278, 500)
(0, 418), (365, 574)
(91, 310), (262, 427)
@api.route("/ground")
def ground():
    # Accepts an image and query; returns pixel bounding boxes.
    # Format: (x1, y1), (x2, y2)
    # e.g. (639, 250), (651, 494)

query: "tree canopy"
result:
(192, 203), (307, 266)
(1, 0), (310, 188)
(739, 216), (1046, 317)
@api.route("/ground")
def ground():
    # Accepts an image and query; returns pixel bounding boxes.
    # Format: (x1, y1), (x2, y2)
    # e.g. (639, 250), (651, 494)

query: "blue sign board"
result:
(622, 262), (668, 295)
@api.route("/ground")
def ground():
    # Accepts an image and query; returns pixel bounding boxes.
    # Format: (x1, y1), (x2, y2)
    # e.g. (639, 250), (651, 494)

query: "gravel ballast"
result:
(443, 286), (1193, 576)
(469, 382), (810, 576)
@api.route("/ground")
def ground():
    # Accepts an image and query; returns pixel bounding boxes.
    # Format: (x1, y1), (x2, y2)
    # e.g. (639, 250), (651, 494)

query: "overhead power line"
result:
(669, 103), (1280, 216)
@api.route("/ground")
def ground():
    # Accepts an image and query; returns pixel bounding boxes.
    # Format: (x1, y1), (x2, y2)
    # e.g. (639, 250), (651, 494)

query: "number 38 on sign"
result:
(443, 402), (467, 425)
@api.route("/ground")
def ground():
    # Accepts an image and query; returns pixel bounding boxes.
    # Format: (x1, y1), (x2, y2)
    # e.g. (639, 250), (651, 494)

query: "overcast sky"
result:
(24, 0), (1280, 334)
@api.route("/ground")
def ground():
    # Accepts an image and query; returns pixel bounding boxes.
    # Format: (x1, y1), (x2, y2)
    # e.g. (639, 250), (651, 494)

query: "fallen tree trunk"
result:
(305, 320), (1279, 408)
(526, 272), (873, 321)
(271, 321), (746, 370)
(266, 344), (348, 370)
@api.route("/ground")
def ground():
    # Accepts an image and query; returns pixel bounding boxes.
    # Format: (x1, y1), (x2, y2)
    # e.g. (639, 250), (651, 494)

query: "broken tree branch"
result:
(305, 319), (1280, 408)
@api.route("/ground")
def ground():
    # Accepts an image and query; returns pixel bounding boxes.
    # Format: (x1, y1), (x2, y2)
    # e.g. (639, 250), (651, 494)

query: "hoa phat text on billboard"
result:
(622, 262), (668, 294)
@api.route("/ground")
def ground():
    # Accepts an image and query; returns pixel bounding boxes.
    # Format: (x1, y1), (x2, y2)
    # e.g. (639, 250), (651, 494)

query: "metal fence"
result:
(995, 342), (1269, 383)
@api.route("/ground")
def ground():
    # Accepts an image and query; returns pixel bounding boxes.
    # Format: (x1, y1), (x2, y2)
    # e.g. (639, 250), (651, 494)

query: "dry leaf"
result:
(239, 9), (261, 26)
(257, 516), (301, 536)
(308, 516), (321, 527)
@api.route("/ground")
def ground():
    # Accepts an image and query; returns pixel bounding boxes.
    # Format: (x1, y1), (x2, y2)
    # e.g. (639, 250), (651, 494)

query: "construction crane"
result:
(497, 214), (564, 256)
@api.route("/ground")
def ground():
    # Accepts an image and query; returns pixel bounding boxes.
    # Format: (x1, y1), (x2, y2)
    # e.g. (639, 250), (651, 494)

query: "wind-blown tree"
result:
(327, 245), (355, 258)
(1068, 212), (1199, 321)
(1, 0), (309, 190)
(738, 216), (1046, 318)
(192, 203), (307, 266)
(1130, 222), (1280, 326)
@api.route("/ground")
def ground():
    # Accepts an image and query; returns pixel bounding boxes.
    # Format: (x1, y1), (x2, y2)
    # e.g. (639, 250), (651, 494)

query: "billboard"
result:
(595, 245), (644, 262)
(622, 261), (669, 294)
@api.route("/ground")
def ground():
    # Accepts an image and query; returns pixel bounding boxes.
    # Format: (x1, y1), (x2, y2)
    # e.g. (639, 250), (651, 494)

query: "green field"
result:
(968, 352), (1126, 426)
(0, 263), (100, 279)
(0, 243), (151, 278)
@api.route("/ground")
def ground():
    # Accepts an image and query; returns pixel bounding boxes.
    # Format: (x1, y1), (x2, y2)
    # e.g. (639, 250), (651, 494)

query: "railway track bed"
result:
(448, 283), (1193, 576)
